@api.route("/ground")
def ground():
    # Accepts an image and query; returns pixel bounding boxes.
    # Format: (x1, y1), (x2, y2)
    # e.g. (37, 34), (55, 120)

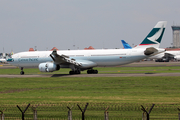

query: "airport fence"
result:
(0, 102), (180, 120)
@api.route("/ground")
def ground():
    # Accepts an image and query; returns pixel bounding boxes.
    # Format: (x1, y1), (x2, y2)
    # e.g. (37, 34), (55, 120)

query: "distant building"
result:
(165, 48), (180, 51)
(50, 47), (59, 51)
(171, 26), (180, 48)
(29, 48), (35, 51)
(84, 46), (95, 50)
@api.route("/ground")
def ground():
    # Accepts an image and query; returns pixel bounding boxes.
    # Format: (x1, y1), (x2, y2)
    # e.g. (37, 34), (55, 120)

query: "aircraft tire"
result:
(87, 70), (91, 74)
(69, 70), (81, 75)
(20, 71), (24, 75)
(94, 70), (98, 74)
(69, 71), (74, 75)
(87, 70), (98, 74)
(76, 70), (81, 74)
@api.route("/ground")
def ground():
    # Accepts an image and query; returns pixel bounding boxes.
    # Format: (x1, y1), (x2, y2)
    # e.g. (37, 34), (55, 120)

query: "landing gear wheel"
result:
(94, 70), (98, 74)
(87, 69), (98, 74)
(75, 70), (81, 74)
(20, 71), (24, 75)
(69, 70), (81, 75)
(87, 70), (91, 74)
(20, 67), (24, 75)
(69, 71), (74, 75)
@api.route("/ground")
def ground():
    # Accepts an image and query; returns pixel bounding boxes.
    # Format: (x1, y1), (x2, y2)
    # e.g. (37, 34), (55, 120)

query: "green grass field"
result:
(0, 76), (180, 104)
(0, 65), (180, 119)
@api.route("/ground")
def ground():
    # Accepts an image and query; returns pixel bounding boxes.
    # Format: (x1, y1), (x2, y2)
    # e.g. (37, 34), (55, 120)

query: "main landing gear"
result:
(69, 69), (98, 75)
(69, 70), (81, 75)
(20, 67), (24, 75)
(69, 65), (98, 75)
(87, 69), (98, 74)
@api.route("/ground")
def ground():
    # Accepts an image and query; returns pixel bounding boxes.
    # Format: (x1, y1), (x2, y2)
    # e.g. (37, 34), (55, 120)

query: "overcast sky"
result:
(0, 0), (180, 53)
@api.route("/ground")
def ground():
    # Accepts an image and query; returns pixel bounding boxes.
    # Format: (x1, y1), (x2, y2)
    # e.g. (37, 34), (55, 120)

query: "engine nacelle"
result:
(174, 55), (180, 60)
(38, 62), (60, 72)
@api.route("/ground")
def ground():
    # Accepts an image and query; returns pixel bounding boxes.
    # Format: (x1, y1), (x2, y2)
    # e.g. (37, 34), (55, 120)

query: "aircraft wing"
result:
(164, 53), (175, 58)
(159, 52), (177, 60)
(50, 49), (81, 66)
(50, 49), (97, 69)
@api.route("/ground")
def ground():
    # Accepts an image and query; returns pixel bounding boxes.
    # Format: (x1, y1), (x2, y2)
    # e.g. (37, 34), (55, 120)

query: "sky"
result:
(0, 0), (180, 53)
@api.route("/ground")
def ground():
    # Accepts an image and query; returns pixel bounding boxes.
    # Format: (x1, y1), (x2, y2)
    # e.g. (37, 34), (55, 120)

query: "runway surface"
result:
(0, 73), (179, 78)
(0, 61), (180, 78)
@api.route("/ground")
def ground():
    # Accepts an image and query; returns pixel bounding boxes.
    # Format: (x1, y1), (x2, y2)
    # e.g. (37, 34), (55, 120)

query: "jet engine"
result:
(38, 62), (60, 72)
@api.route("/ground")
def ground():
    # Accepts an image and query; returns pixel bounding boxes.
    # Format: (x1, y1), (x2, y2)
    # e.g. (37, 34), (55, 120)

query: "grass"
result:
(0, 76), (180, 104)
(0, 66), (180, 74)
(0, 64), (180, 119)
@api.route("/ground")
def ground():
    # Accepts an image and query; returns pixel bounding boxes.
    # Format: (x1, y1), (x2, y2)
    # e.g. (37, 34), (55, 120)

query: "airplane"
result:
(0, 58), (7, 63)
(164, 50), (180, 61)
(121, 39), (180, 62)
(7, 21), (167, 75)
(0, 53), (8, 63)
(150, 50), (180, 62)
(121, 40), (132, 49)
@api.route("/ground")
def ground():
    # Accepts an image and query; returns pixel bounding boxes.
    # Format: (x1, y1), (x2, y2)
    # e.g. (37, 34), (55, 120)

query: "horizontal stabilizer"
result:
(144, 47), (158, 55)
(144, 47), (165, 56)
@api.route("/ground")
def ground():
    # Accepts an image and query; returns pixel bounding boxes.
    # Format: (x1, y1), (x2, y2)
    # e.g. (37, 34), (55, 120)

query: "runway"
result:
(0, 61), (180, 78)
(0, 72), (180, 78)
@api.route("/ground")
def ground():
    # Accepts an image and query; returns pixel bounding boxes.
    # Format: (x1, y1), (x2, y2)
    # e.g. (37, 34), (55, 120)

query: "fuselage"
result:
(6, 21), (167, 75)
(8, 48), (147, 68)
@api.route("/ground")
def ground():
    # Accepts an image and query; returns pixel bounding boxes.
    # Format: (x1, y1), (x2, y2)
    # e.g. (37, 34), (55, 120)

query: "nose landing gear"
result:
(20, 67), (24, 75)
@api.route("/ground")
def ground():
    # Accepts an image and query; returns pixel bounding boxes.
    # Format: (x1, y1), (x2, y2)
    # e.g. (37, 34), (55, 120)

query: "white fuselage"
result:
(9, 49), (147, 68)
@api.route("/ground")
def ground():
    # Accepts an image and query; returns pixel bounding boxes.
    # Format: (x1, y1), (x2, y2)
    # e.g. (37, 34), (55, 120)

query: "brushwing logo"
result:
(147, 25), (164, 44)
(7, 58), (14, 62)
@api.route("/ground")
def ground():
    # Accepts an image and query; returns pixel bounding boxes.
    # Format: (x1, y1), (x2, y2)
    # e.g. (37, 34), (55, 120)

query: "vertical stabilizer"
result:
(135, 21), (167, 49)
(121, 40), (132, 49)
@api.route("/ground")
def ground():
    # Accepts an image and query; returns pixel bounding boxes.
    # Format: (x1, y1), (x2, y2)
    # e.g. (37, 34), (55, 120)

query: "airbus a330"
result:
(7, 21), (167, 75)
